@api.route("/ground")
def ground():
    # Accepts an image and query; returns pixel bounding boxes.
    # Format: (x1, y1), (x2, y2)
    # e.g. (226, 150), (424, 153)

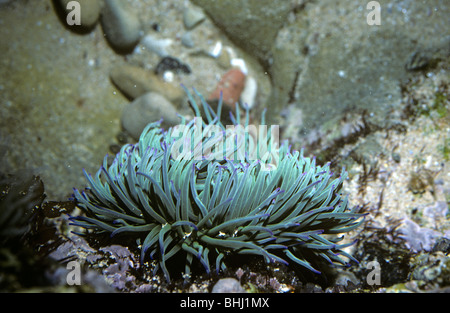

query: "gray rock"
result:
(183, 5), (206, 30)
(109, 64), (185, 105)
(101, 0), (141, 52)
(423, 201), (449, 220)
(181, 31), (195, 48)
(192, 0), (292, 63)
(58, 0), (101, 29)
(399, 217), (441, 252)
(194, 0), (450, 155)
(121, 92), (180, 140)
(141, 34), (173, 57)
(211, 278), (246, 293)
(273, 1), (449, 150)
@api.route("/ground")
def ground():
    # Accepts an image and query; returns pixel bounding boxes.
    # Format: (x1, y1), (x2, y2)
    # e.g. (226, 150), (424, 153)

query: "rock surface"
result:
(57, 0), (101, 29)
(0, 0), (448, 294)
(121, 92), (180, 140)
(110, 65), (185, 105)
(208, 67), (246, 107)
(193, 0), (450, 151)
(211, 278), (246, 293)
(192, 0), (293, 64)
(100, 0), (141, 53)
(183, 4), (206, 30)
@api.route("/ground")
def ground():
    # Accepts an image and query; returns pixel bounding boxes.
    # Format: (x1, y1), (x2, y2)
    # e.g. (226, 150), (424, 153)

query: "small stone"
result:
(399, 217), (441, 252)
(155, 56), (191, 75)
(209, 67), (246, 108)
(211, 278), (246, 293)
(141, 34), (173, 57)
(407, 168), (435, 194)
(405, 50), (431, 71)
(423, 201), (448, 220)
(57, 0), (101, 29)
(240, 75), (257, 109)
(183, 5), (206, 30)
(216, 47), (232, 69)
(392, 152), (401, 163)
(432, 237), (450, 254)
(181, 31), (195, 48)
(115, 131), (129, 144)
(121, 92), (180, 140)
(110, 65), (185, 105)
(101, 0), (141, 53)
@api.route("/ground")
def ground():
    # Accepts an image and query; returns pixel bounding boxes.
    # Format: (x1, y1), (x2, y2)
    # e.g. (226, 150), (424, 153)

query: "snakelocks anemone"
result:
(70, 88), (366, 283)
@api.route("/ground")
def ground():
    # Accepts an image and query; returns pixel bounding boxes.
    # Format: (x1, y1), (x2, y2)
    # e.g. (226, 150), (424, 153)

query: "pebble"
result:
(121, 92), (180, 140)
(209, 67), (246, 108)
(240, 75), (257, 109)
(423, 201), (448, 220)
(109, 65), (185, 105)
(58, 0), (101, 29)
(181, 31), (195, 48)
(211, 278), (246, 293)
(154, 56), (191, 75)
(399, 217), (441, 252)
(183, 5), (206, 30)
(141, 34), (173, 57)
(216, 46), (233, 69)
(100, 0), (141, 52)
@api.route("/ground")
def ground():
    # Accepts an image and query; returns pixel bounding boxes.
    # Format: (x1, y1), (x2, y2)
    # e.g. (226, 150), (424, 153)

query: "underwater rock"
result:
(110, 65), (185, 104)
(155, 56), (191, 75)
(405, 50), (432, 72)
(101, 0), (141, 53)
(181, 31), (195, 48)
(399, 217), (441, 252)
(269, 0), (449, 142)
(208, 67), (246, 108)
(240, 75), (258, 109)
(410, 251), (450, 286)
(121, 92), (179, 140)
(141, 34), (173, 57)
(196, 0), (449, 153)
(0, 173), (45, 241)
(423, 201), (448, 220)
(99, 245), (139, 291)
(211, 278), (246, 293)
(57, 0), (101, 29)
(407, 168), (435, 194)
(183, 5), (206, 30)
(192, 0), (292, 63)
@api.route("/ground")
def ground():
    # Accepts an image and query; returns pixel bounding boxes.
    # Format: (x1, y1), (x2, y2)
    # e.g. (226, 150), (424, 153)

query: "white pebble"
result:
(209, 41), (222, 58)
(163, 71), (174, 82)
(231, 58), (248, 75)
(141, 34), (173, 57)
(183, 5), (206, 30)
(241, 75), (257, 109)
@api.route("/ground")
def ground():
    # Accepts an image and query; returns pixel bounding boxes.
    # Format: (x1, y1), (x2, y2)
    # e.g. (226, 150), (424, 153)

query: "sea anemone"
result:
(70, 88), (365, 283)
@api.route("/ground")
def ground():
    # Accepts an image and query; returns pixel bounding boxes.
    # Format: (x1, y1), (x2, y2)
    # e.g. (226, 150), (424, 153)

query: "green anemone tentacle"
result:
(70, 88), (366, 283)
